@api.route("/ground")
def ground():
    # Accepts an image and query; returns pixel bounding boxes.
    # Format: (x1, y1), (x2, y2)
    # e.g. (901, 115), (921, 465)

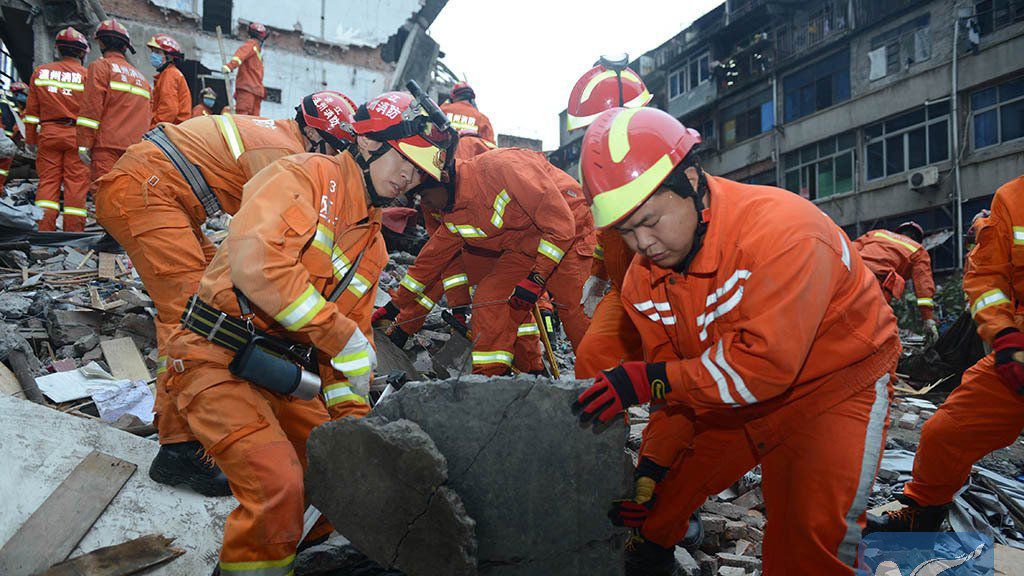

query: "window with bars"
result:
(783, 132), (855, 200)
(864, 101), (950, 181)
(720, 89), (773, 147)
(668, 52), (711, 100)
(975, 0), (1024, 35)
(971, 76), (1024, 149)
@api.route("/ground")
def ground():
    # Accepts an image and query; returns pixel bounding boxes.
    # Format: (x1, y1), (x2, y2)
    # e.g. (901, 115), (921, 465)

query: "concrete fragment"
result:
(694, 550), (718, 576)
(430, 331), (472, 379)
(897, 413), (920, 429)
(306, 418), (475, 576)
(717, 553), (761, 571)
(0, 294), (32, 319)
(723, 521), (747, 541)
(876, 468), (901, 483)
(46, 309), (101, 347)
(702, 515), (727, 534)
(733, 540), (753, 556)
(731, 487), (763, 511)
(313, 376), (632, 576)
(717, 567), (744, 576)
(0, 395), (233, 574)
(675, 547), (701, 576)
(702, 501), (750, 521)
(73, 332), (99, 355)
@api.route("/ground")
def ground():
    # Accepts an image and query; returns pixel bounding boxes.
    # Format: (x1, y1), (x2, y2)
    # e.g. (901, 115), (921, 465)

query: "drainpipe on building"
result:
(951, 14), (964, 270)
(771, 72), (781, 188)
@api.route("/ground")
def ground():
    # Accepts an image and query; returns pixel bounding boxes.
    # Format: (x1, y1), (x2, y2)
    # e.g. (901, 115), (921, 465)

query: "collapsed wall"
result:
(306, 376), (633, 576)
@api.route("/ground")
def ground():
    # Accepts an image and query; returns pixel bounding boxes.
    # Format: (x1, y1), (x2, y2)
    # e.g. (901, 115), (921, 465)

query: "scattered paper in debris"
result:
(35, 361), (126, 402)
(91, 379), (155, 425)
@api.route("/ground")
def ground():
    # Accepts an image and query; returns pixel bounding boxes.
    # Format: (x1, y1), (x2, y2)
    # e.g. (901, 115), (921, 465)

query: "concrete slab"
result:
(0, 395), (234, 574)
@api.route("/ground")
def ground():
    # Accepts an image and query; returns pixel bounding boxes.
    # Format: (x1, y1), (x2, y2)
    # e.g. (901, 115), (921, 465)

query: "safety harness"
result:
(143, 125), (224, 218)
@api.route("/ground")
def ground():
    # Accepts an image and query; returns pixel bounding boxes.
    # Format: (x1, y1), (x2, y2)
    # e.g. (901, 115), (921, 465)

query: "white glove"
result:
(924, 319), (939, 343)
(580, 275), (610, 318)
(331, 328), (377, 396)
(77, 146), (91, 166)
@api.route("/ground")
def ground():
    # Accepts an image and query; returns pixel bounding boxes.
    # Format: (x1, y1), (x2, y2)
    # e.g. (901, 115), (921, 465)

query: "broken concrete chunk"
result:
(306, 417), (476, 576)
(73, 333), (99, 355)
(675, 547), (701, 576)
(897, 413), (920, 430)
(314, 376), (632, 576)
(47, 309), (101, 347)
(0, 294), (32, 319)
(716, 552), (761, 571)
(716, 566), (745, 576)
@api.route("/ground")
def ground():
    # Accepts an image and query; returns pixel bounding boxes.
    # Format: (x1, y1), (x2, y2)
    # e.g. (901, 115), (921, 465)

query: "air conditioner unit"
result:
(908, 166), (939, 191)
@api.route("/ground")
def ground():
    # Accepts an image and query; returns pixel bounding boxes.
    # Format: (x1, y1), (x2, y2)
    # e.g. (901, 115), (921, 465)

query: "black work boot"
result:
(149, 441), (232, 497)
(865, 494), (948, 533)
(624, 535), (678, 576)
(679, 511), (704, 549)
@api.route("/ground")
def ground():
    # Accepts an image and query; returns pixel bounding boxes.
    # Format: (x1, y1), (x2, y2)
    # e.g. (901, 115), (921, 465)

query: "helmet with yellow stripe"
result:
(580, 107), (702, 230)
(567, 56), (652, 132)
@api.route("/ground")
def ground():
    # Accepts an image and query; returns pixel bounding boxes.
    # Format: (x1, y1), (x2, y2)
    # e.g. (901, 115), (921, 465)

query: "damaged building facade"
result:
(549, 0), (1024, 271)
(0, 0), (454, 118)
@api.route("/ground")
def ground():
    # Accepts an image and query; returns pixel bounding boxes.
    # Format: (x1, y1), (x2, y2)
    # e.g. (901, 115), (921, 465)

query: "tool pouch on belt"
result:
(882, 270), (905, 302)
(228, 336), (321, 400)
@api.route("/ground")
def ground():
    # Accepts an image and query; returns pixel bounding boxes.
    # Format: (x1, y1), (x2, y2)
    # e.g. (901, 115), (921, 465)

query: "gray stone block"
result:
(0, 293), (32, 319)
(306, 417), (476, 576)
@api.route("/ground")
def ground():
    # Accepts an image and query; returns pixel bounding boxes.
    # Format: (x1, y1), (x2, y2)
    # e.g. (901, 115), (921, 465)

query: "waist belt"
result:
(181, 295), (316, 369)
(144, 125), (223, 218)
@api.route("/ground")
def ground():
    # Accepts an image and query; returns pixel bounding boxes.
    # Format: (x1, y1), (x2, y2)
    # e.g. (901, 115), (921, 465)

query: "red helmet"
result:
(296, 90), (358, 151)
(95, 19), (134, 53)
(895, 221), (925, 244)
(10, 82), (28, 96)
(55, 27), (90, 55)
(580, 107), (702, 229)
(146, 34), (183, 57)
(248, 22), (269, 40)
(567, 64), (652, 132)
(352, 91), (453, 182)
(450, 82), (475, 103)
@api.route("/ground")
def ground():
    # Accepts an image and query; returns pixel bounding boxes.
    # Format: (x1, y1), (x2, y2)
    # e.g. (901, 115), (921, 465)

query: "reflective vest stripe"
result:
(23, 115), (40, 124)
(109, 81), (151, 99)
(348, 273), (371, 298)
(442, 273), (469, 291)
(76, 116), (100, 129)
(35, 199), (60, 210)
(312, 224), (334, 255)
(471, 350), (513, 367)
(537, 239), (565, 263)
(872, 230), (919, 253)
(156, 356), (168, 375)
(917, 297), (934, 307)
(62, 206), (88, 217)
(415, 293), (435, 310)
(214, 114), (246, 159)
(331, 349), (372, 376)
(219, 553), (295, 576)
(1013, 226), (1024, 246)
(274, 284), (325, 331)
(33, 78), (84, 92)
(970, 288), (1011, 317)
(400, 274), (426, 294)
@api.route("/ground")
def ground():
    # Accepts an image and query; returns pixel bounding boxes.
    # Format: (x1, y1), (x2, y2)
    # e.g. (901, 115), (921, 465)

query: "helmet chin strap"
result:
(351, 144), (396, 208)
(666, 159), (710, 274)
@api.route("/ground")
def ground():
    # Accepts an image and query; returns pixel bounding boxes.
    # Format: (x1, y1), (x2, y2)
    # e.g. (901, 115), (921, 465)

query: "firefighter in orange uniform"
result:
(24, 28), (90, 231)
(0, 81), (28, 188)
(163, 90), (451, 576)
(869, 176), (1024, 533)
(222, 22), (268, 116)
(440, 82), (495, 145)
(147, 34), (191, 127)
(191, 87), (217, 118)
(95, 92), (358, 496)
(77, 19), (152, 190)
(372, 134), (548, 373)
(571, 107), (899, 575)
(854, 222), (938, 340)
(564, 59), (652, 379)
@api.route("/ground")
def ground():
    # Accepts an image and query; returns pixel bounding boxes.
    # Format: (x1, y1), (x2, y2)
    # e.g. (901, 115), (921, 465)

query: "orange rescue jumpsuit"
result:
(150, 63), (191, 127)
(95, 115), (306, 446)
(854, 229), (937, 320)
(24, 57), (90, 231)
(573, 229), (644, 378)
(393, 149), (594, 375)
(0, 98), (22, 189)
(441, 100), (495, 144)
(77, 51), (152, 189)
(165, 152), (384, 575)
(223, 39), (265, 116)
(191, 103), (214, 118)
(623, 176), (899, 574)
(903, 175), (1024, 507)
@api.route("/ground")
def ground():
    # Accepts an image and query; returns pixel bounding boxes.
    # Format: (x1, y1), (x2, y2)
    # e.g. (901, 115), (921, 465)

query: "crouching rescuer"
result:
(571, 107), (900, 575)
(163, 87), (453, 575)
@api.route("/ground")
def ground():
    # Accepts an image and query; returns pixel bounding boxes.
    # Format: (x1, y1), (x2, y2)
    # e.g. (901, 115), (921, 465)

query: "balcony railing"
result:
(776, 1), (850, 60)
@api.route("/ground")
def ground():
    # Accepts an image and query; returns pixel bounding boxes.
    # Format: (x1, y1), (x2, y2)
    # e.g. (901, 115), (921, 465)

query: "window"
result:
(721, 89), (773, 147)
(783, 132), (855, 200)
(783, 50), (850, 122)
(668, 52), (711, 100)
(741, 169), (777, 186)
(865, 102), (950, 181)
(202, 0), (233, 34)
(264, 87), (282, 104)
(975, 0), (1024, 36)
(868, 14), (931, 81)
(971, 76), (1024, 149)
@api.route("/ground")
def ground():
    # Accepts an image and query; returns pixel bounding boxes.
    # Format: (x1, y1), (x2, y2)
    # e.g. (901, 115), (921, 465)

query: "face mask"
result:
(149, 52), (163, 68)
(203, 98), (215, 108)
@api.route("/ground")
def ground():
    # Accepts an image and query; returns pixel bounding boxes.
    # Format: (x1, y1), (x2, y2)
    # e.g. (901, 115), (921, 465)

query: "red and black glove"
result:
(572, 362), (671, 425)
(608, 459), (669, 528)
(451, 305), (471, 329)
(994, 329), (1024, 395)
(371, 301), (400, 326)
(509, 272), (545, 311)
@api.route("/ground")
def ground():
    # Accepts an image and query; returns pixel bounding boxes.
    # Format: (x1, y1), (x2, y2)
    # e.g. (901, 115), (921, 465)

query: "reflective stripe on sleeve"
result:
(455, 224), (486, 238)
(517, 323), (540, 336)
(917, 297), (934, 307)
(970, 288), (1011, 317)
(323, 383), (367, 408)
(274, 284), (326, 331)
(0, 169), (7, 176)
(331, 349), (372, 376)
(311, 224), (334, 255)
(400, 274), (425, 294)
(415, 293), (435, 310)
(214, 114), (245, 159)
(219, 554), (296, 576)
(537, 239), (565, 263)
(23, 115), (40, 124)
(1013, 226), (1024, 246)
(156, 356), (168, 375)
(348, 273), (371, 298)
(490, 190), (511, 229)
(594, 243), (605, 261)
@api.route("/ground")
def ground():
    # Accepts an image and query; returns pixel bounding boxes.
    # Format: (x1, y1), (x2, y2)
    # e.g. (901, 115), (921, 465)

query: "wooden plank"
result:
(100, 338), (151, 382)
(996, 543), (1024, 576)
(0, 362), (22, 396)
(40, 534), (184, 576)
(97, 252), (117, 280)
(74, 249), (95, 270)
(0, 451), (137, 576)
